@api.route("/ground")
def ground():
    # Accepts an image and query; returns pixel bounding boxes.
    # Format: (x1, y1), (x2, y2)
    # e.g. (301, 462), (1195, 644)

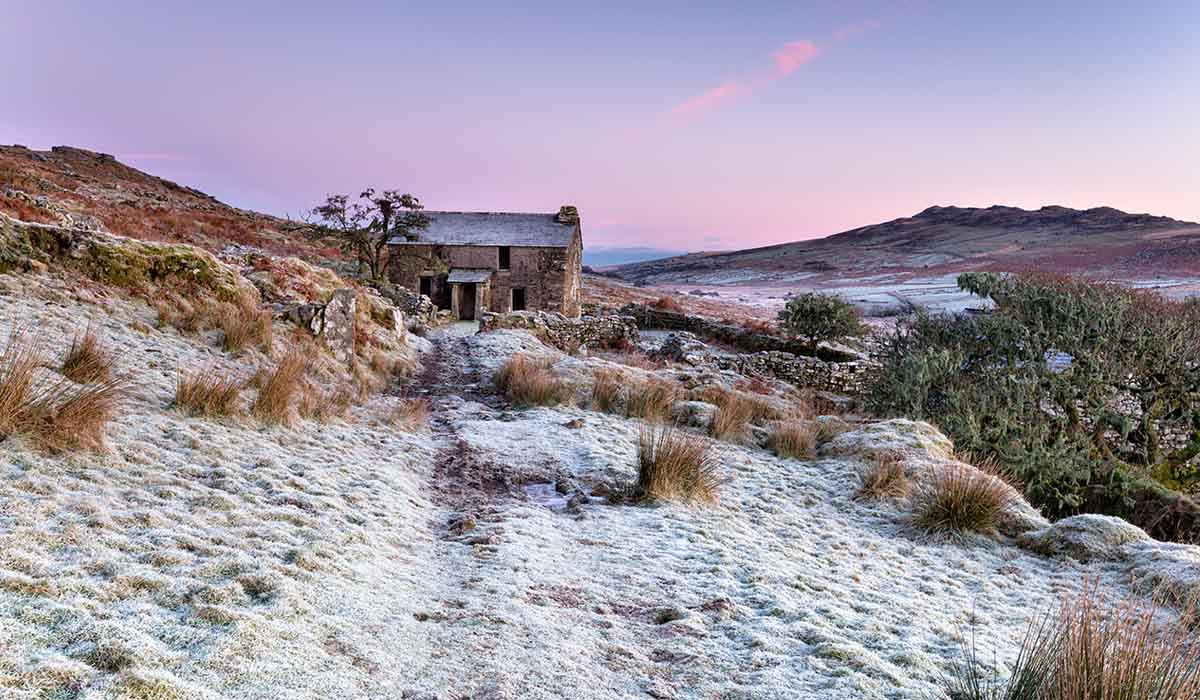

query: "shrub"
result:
(868, 272), (1200, 539)
(910, 464), (1016, 539)
(625, 378), (678, 423)
(251, 351), (308, 425)
(634, 427), (723, 503)
(855, 452), (909, 501)
(651, 296), (683, 312)
(776, 292), (866, 351)
(174, 369), (241, 418)
(219, 299), (273, 354)
(591, 368), (625, 413)
(390, 398), (428, 431)
(940, 583), (1200, 700)
(495, 353), (569, 407)
(770, 420), (817, 459)
(60, 325), (112, 383)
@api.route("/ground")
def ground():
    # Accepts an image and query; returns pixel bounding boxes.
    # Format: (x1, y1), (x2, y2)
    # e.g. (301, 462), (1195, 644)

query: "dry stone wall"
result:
(479, 310), (638, 352)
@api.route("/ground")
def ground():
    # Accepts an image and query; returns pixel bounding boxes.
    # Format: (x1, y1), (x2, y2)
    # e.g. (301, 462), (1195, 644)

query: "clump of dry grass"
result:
(813, 416), (852, 446)
(60, 325), (112, 383)
(174, 369), (241, 418)
(591, 368), (626, 413)
(710, 392), (756, 443)
(495, 353), (570, 407)
(769, 420), (818, 459)
(910, 463), (1016, 539)
(0, 330), (124, 452)
(154, 295), (210, 333)
(625, 377), (678, 423)
(650, 296), (684, 312)
(219, 298), (273, 354)
(251, 350), (308, 425)
(942, 582), (1200, 700)
(855, 451), (909, 501)
(390, 397), (429, 431)
(298, 382), (353, 423)
(633, 427), (723, 504)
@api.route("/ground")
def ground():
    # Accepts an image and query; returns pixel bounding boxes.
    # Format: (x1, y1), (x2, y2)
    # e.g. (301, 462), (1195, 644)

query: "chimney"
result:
(555, 205), (579, 225)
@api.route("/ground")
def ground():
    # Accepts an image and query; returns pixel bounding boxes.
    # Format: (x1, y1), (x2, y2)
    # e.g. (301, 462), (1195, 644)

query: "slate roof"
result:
(446, 268), (494, 284)
(388, 211), (576, 248)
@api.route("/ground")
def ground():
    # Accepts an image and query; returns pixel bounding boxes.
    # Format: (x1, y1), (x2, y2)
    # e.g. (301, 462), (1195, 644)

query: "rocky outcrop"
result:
(1017, 514), (1151, 562)
(322, 289), (358, 362)
(369, 280), (436, 327)
(479, 311), (638, 352)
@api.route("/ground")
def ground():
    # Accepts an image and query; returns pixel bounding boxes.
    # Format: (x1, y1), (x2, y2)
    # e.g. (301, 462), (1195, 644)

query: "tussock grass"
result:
(855, 451), (909, 501)
(770, 420), (818, 459)
(496, 353), (570, 407)
(219, 298), (273, 354)
(625, 377), (678, 423)
(942, 582), (1200, 700)
(634, 427), (723, 504)
(710, 392), (756, 443)
(390, 397), (428, 431)
(60, 324), (112, 383)
(298, 382), (353, 423)
(174, 369), (241, 418)
(590, 368), (625, 413)
(251, 351), (308, 426)
(813, 416), (852, 446)
(911, 463), (1015, 539)
(0, 329), (124, 452)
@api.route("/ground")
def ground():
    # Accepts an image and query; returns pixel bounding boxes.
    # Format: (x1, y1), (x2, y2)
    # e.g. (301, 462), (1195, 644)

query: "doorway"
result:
(419, 276), (432, 298)
(459, 283), (477, 320)
(512, 287), (526, 311)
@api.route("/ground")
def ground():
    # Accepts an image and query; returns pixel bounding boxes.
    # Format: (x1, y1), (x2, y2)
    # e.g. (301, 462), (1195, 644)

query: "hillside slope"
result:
(610, 205), (1200, 286)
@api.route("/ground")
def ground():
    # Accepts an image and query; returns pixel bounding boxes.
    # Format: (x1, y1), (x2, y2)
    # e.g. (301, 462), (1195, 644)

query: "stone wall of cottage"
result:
(387, 242), (579, 317)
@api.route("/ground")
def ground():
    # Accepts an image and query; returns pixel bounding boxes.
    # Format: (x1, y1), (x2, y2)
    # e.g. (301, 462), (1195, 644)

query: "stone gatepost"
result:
(323, 288), (357, 362)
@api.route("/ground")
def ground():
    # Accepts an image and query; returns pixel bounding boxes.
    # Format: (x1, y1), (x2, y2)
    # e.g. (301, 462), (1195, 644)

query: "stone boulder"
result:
(369, 280), (436, 325)
(1128, 540), (1200, 604)
(670, 400), (718, 431)
(653, 332), (714, 366)
(1017, 514), (1151, 562)
(322, 289), (357, 363)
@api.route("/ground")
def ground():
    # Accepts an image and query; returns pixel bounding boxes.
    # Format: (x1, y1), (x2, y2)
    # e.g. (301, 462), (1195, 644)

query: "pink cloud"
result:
(670, 80), (744, 116)
(832, 19), (881, 42)
(772, 40), (821, 77)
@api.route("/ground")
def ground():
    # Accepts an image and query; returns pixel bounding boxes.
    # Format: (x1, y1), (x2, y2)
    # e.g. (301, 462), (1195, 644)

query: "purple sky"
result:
(3, 1), (1198, 251)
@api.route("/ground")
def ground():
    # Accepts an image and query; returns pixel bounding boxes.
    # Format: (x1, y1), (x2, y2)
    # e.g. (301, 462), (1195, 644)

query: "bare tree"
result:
(307, 189), (430, 280)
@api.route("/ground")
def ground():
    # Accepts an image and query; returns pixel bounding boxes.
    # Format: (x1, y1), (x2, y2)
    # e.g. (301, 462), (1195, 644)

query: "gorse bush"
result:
(941, 583), (1200, 700)
(869, 272), (1200, 540)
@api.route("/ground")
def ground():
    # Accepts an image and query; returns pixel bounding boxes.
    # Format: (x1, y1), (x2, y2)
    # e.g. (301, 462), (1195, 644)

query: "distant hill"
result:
(609, 204), (1200, 286)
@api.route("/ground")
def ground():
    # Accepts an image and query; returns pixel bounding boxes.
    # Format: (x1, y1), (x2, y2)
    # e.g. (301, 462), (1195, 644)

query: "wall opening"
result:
(498, 246), (511, 270)
(419, 276), (432, 298)
(512, 287), (526, 311)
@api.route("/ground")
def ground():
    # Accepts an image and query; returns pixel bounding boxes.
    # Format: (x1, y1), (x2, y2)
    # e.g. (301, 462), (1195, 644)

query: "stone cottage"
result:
(387, 206), (583, 319)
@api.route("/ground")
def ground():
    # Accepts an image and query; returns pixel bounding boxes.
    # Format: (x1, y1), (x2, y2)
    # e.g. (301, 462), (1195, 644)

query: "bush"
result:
(634, 427), (723, 503)
(174, 369), (241, 418)
(770, 420), (817, 459)
(495, 353), (570, 407)
(855, 452), (908, 501)
(776, 292), (866, 350)
(868, 272), (1200, 538)
(910, 464), (1016, 539)
(941, 583), (1200, 700)
(60, 325), (113, 383)
(251, 351), (308, 425)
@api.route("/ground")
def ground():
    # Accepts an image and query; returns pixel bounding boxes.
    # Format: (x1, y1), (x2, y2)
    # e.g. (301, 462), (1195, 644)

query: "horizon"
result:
(3, 2), (1198, 249)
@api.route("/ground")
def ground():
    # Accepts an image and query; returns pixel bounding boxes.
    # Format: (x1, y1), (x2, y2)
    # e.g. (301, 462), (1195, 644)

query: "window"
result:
(419, 276), (432, 298)
(511, 287), (526, 311)
(498, 246), (511, 270)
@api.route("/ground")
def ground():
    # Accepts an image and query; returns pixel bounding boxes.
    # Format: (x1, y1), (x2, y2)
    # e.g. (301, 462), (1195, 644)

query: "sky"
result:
(2, 1), (1198, 253)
